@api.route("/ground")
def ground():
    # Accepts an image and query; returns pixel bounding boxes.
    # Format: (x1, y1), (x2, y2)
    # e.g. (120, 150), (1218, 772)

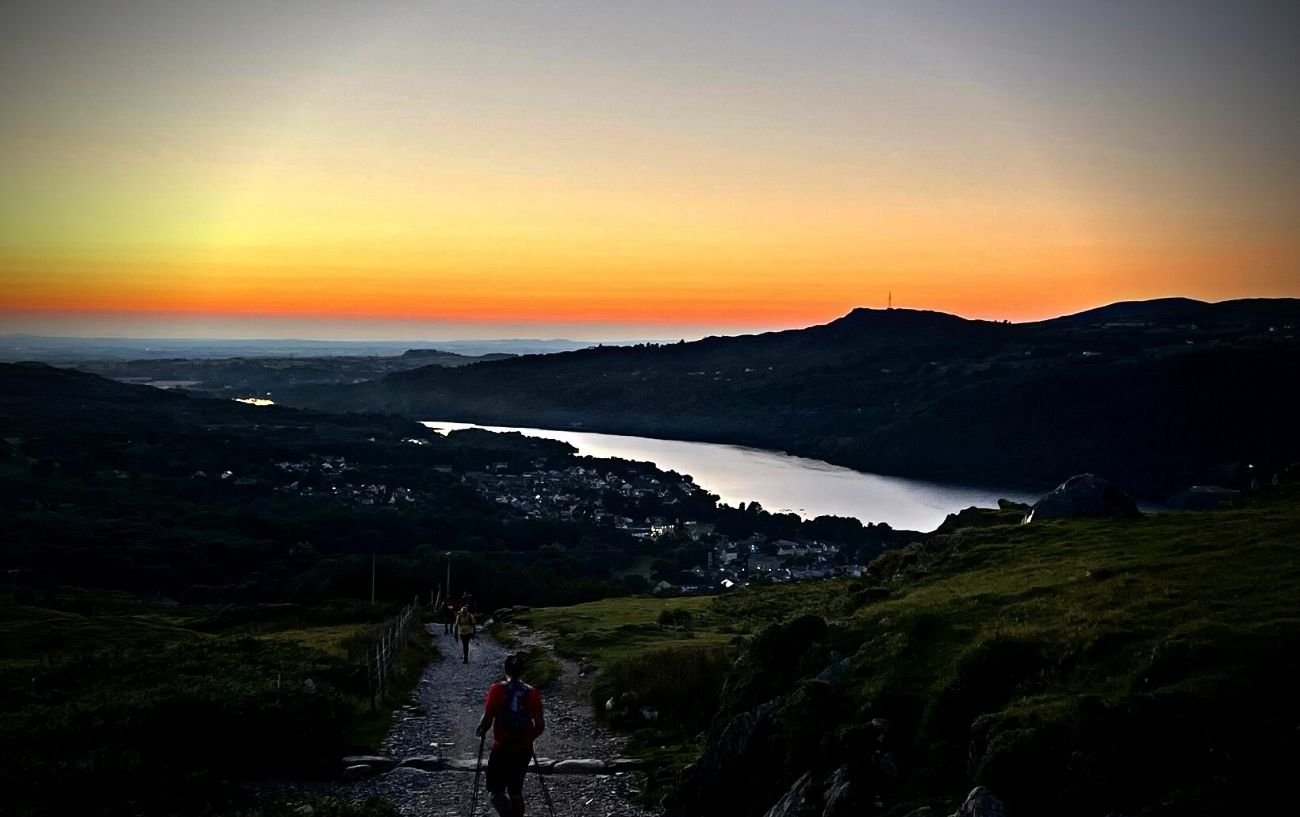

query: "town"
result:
(260, 451), (883, 594)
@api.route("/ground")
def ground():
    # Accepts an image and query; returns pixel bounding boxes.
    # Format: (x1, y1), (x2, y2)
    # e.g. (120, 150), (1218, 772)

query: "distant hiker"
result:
(442, 595), (461, 635)
(476, 653), (545, 817)
(463, 591), (475, 612)
(456, 605), (477, 663)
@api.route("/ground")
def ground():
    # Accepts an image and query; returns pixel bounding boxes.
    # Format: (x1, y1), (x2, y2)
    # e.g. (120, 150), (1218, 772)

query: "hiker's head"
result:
(503, 653), (524, 678)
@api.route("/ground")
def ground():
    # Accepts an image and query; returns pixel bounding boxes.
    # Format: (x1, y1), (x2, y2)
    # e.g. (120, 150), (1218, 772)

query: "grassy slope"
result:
(0, 596), (433, 816)
(844, 484), (1300, 813)
(515, 484), (1300, 815)
(520, 595), (727, 664)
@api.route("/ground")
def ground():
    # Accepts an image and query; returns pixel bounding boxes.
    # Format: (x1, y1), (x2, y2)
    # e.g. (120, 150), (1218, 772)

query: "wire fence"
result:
(364, 595), (421, 710)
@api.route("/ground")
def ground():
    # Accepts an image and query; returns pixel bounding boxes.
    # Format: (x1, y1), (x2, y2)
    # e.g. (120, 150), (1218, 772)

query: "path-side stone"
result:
(341, 755), (397, 773)
(607, 758), (648, 772)
(442, 757), (480, 772)
(343, 765), (376, 781)
(397, 755), (442, 771)
(553, 758), (609, 774)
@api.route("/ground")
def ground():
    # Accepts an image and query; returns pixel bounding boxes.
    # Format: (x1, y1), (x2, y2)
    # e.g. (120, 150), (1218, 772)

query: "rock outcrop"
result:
(667, 697), (784, 816)
(936, 506), (1024, 533)
(951, 786), (1008, 817)
(761, 771), (812, 817)
(1025, 473), (1140, 522)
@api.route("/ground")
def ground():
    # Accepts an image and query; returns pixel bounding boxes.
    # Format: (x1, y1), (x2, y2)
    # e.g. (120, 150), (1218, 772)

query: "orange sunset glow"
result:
(2, 2), (1297, 339)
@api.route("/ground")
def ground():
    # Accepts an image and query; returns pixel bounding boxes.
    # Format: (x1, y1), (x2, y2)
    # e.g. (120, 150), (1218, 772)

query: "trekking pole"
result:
(531, 748), (558, 817)
(469, 731), (486, 816)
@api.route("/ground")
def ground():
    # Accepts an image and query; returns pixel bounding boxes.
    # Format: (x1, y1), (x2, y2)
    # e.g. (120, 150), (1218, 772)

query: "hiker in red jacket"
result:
(476, 653), (545, 817)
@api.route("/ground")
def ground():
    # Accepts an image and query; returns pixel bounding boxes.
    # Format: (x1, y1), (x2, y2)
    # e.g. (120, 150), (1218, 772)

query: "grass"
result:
(851, 489), (1300, 708)
(487, 619), (568, 688)
(0, 601), (208, 664)
(824, 484), (1300, 814)
(0, 596), (433, 816)
(512, 484), (1300, 815)
(516, 594), (728, 665)
(263, 623), (367, 660)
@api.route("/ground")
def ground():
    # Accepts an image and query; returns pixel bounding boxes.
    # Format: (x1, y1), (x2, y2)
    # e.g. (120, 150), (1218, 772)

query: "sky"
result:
(2, 0), (1297, 341)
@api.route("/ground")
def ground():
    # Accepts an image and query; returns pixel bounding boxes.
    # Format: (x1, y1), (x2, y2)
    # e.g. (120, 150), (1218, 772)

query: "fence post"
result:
(359, 602), (424, 710)
(366, 652), (375, 711)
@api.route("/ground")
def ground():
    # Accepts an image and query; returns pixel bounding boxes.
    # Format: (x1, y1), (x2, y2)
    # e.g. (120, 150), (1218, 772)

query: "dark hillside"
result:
(284, 298), (1300, 498)
(514, 480), (1300, 816)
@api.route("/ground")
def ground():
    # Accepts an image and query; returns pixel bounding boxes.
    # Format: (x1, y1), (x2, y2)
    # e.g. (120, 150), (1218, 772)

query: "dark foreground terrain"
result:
(511, 477), (1300, 816)
(4, 355), (1298, 816)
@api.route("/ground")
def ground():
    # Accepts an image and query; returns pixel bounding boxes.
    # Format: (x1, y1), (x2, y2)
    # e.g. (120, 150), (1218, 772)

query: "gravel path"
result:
(280, 622), (660, 817)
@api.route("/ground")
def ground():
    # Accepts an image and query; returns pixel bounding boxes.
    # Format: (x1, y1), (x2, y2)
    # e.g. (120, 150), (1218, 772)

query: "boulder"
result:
(553, 758), (609, 774)
(761, 771), (811, 817)
(342, 764), (376, 781)
(815, 655), (852, 684)
(387, 766), (430, 780)
(1025, 474), (1140, 522)
(997, 498), (1030, 512)
(398, 754), (442, 771)
(669, 697), (783, 815)
(951, 786), (1008, 817)
(821, 766), (854, 817)
(341, 754), (397, 773)
(901, 809), (938, 817)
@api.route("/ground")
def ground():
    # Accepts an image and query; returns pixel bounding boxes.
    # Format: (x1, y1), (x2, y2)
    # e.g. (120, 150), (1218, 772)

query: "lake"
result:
(422, 420), (1043, 531)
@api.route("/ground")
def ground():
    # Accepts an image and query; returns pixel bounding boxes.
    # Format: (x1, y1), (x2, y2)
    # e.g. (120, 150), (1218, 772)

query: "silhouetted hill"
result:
(54, 348), (515, 400)
(400, 348), (514, 362)
(283, 299), (1300, 498)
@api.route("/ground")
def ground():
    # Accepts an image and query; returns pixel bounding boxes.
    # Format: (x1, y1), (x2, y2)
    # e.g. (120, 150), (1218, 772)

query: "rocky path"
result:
(286, 623), (659, 817)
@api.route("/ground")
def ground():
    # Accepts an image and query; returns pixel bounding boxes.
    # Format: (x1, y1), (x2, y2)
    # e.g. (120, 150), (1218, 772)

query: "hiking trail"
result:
(290, 621), (661, 816)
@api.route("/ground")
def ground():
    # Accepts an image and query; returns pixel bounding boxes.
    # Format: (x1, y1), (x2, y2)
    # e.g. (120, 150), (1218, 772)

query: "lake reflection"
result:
(422, 420), (1042, 532)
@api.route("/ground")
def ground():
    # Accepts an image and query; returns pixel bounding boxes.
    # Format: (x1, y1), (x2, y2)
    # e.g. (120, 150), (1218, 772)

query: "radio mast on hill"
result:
(888, 291), (892, 309)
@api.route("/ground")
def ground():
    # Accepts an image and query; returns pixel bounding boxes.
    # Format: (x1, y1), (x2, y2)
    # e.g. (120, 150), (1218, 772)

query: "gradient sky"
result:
(2, 1), (1297, 340)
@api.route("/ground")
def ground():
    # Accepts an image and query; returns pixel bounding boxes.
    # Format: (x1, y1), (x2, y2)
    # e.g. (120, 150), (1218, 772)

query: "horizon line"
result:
(4, 294), (1296, 344)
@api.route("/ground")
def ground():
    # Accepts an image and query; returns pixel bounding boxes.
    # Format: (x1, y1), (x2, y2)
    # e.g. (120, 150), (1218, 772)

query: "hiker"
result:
(455, 605), (476, 663)
(442, 595), (460, 635)
(476, 654), (545, 817)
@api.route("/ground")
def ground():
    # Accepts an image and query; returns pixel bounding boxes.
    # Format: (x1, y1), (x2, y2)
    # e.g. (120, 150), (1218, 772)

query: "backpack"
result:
(497, 680), (534, 733)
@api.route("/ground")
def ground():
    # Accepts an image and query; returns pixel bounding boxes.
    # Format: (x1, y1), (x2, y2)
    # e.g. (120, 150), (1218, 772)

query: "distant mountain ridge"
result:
(283, 298), (1300, 498)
